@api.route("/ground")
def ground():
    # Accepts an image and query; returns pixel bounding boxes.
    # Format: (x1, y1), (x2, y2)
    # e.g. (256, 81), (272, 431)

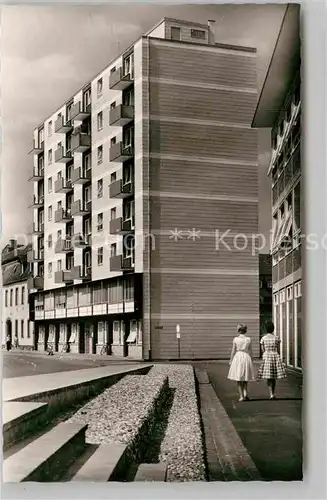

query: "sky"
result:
(0, 3), (286, 252)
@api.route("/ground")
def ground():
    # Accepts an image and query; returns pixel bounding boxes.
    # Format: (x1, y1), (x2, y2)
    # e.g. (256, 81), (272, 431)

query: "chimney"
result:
(207, 20), (216, 45)
(9, 239), (17, 249)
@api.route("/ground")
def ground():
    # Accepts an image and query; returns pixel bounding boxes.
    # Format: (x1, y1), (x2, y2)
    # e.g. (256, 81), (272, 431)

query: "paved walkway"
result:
(196, 361), (302, 481)
(3, 363), (147, 402)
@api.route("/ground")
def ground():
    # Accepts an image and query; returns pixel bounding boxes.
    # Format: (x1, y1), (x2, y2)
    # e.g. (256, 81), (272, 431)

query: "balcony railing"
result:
(70, 265), (91, 281)
(109, 217), (133, 235)
(55, 146), (72, 163)
(55, 115), (73, 134)
(109, 67), (133, 91)
(29, 194), (44, 208)
(54, 177), (73, 193)
(109, 105), (134, 126)
(54, 238), (73, 254)
(31, 222), (44, 234)
(29, 166), (44, 181)
(110, 254), (134, 272)
(71, 133), (91, 153)
(71, 167), (91, 185)
(29, 140), (44, 155)
(71, 199), (91, 216)
(54, 270), (73, 284)
(72, 233), (92, 248)
(110, 142), (134, 163)
(54, 208), (73, 223)
(27, 249), (44, 262)
(70, 101), (91, 121)
(109, 179), (133, 199)
(27, 276), (44, 290)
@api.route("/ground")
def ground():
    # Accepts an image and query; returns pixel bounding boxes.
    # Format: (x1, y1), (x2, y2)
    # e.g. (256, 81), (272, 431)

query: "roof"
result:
(2, 261), (31, 286)
(1, 243), (31, 265)
(252, 3), (300, 128)
(259, 253), (272, 276)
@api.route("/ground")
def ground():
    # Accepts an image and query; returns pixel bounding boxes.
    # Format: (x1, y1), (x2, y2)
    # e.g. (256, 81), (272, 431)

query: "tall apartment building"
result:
(252, 4), (302, 370)
(28, 17), (259, 360)
(2, 240), (34, 349)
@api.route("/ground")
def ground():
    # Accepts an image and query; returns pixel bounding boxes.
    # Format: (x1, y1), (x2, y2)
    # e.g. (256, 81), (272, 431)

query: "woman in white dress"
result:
(228, 324), (255, 401)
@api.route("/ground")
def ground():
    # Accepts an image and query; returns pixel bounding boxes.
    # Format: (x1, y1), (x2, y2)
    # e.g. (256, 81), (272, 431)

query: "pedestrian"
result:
(14, 336), (18, 349)
(257, 321), (286, 399)
(6, 334), (11, 351)
(228, 323), (255, 402)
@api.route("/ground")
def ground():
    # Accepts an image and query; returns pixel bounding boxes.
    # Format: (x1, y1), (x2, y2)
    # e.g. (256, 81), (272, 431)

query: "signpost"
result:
(176, 324), (181, 359)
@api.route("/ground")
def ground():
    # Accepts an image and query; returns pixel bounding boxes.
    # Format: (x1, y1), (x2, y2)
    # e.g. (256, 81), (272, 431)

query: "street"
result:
(2, 350), (126, 378)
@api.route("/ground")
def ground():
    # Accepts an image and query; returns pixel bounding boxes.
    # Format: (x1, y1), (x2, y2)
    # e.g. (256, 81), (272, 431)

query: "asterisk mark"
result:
(169, 228), (184, 241)
(187, 228), (201, 241)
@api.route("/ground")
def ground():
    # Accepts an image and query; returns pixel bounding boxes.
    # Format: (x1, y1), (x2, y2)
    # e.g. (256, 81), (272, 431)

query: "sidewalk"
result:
(196, 361), (303, 481)
(3, 348), (143, 363)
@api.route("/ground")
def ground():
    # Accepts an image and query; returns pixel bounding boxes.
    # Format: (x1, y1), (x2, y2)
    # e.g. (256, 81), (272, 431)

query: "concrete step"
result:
(3, 422), (87, 482)
(134, 463), (168, 482)
(3, 401), (48, 451)
(72, 443), (128, 482)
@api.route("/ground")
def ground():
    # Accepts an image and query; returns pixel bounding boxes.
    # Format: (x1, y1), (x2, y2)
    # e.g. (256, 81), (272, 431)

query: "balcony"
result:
(71, 199), (91, 217)
(109, 105), (134, 127)
(71, 133), (91, 153)
(54, 208), (73, 223)
(72, 233), (92, 248)
(55, 238), (73, 254)
(109, 217), (133, 235)
(54, 270), (73, 284)
(31, 222), (44, 234)
(29, 140), (44, 155)
(54, 177), (73, 193)
(110, 254), (134, 272)
(70, 101), (91, 121)
(109, 179), (133, 199)
(27, 249), (44, 262)
(71, 167), (91, 185)
(29, 194), (44, 208)
(70, 265), (91, 281)
(27, 276), (44, 290)
(110, 142), (134, 163)
(109, 67), (133, 91)
(29, 166), (44, 181)
(55, 146), (72, 163)
(55, 115), (73, 134)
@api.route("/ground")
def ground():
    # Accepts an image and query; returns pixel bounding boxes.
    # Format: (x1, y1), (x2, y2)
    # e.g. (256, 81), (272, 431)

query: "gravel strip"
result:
(152, 364), (206, 482)
(66, 372), (167, 447)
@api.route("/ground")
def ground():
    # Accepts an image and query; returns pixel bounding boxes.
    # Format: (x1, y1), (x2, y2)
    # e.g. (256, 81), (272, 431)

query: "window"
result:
(110, 101), (116, 110)
(48, 121), (52, 136)
(57, 200), (62, 210)
(21, 320), (24, 338)
(57, 260), (62, 272)
(97, 111), (103, 131)
(67, 103), (73, 121)
(97, 145), (103, 164)
(110, 136), (116, 146)
(15, 319), (18, 337)
(5, 290), (8, 307)
(97, 78), (103, 96)
(111, 171), (117, 183)
(259, 280), (263, 288)
(267, 280), (272, 289)
(97, 213), (103, 232)
(111, 207), (116, 220)
(123, 89), (134, 106)
(97, 247), (103, 266)
(48, 177), (53, 193)
(21, 286), (25, 305)
(171, 26), (181, 40)
(15, 287), (19, 306)
(287, 286), (293, 301)
(10, 289), (13, 307)
(48, 205), (53, 221)
(191, 29), (206, 39)
(57, 230), (62, 239)
(123, 53), (134, 79)
(48, 262), (52, 275)
(83, 88), (91, 109)
(97, 179), (103, 198)
(48, 234), (52, 248)
(48, 149), (52, 164)
(84, 153), (91, 172)
(111, 243), (117, 257)
(27, 320), (31, 338)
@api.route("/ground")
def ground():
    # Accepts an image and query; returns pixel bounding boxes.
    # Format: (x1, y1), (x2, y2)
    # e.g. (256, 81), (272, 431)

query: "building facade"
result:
(28, 17), (260, 360)
(2, 240), (34, 349)
(259, 253), (272, 339)
(252, 4), (302, 370)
